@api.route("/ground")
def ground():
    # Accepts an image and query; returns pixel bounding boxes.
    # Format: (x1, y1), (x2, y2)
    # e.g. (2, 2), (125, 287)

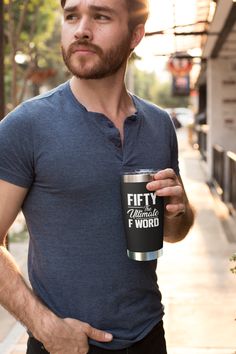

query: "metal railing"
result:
(227, 151), (236, 212)
(196, 124), (208, 161)
(212, 144), (225, 197)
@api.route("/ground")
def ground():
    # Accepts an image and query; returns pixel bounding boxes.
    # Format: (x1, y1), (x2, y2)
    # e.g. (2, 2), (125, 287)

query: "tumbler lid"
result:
(122, 169), (157, 183)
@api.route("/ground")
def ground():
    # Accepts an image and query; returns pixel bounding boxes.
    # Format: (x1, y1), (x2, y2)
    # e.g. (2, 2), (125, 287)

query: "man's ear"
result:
(130, 24), (145, 51)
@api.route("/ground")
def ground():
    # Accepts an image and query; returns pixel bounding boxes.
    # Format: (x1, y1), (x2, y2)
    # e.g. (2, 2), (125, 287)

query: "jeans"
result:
(26, 320), (167, 354)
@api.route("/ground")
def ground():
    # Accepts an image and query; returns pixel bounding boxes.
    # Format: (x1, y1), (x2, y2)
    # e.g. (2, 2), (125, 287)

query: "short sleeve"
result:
(0, 104), (34, 188)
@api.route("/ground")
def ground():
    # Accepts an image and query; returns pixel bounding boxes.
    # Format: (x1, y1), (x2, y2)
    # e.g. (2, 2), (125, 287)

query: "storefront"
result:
(196, 0), (236, 213)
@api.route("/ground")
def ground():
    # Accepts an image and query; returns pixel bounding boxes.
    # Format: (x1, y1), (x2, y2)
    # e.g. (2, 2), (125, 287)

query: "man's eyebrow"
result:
(64, 6), (77, 13)
(89, 5), (117, 15)
(64, 5), (116, 15)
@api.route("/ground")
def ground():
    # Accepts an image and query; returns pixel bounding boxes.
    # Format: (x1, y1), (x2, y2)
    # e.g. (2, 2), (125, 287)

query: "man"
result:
(0, 0), (194, 353)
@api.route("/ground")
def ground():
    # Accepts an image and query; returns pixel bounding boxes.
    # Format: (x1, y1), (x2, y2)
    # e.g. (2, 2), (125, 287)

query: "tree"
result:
(156, 81), (189, 108)
(133, 65), (189, 108)
(133, 67), (159, 105)
(4, 0), (62, 110)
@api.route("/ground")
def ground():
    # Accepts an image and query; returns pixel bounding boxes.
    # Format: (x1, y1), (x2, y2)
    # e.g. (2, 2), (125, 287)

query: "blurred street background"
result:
(0, 0), (236, 353)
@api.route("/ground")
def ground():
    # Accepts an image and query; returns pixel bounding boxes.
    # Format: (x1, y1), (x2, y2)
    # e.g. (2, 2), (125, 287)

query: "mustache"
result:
(68, 40), (103, 56)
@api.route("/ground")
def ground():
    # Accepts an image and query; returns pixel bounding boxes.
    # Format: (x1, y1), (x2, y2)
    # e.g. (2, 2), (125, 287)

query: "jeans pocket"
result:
(26, 337), (48, 354)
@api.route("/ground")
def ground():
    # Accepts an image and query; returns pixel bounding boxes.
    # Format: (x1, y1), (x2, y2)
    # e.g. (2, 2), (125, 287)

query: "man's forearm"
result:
(164, 203), (195, 243)
(0, 246), (55, 341)
(0, 245), (113, 352)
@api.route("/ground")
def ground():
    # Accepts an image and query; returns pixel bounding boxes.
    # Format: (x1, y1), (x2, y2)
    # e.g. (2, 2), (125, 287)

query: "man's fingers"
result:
(146, 169), (180, 192)
(166, 203), (185, 214)
(83, 324), (113, 342)
(155, 185), (182, 197)
(153, 168), (176, 180)
(147, 178), (176, 191)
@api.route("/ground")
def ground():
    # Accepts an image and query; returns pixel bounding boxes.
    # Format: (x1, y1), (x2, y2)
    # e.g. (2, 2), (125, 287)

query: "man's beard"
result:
(61, 36), (132, 80)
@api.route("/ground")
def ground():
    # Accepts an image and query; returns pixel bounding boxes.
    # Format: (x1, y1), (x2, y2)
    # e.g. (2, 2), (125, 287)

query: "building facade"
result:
(196, 0), (236, 214)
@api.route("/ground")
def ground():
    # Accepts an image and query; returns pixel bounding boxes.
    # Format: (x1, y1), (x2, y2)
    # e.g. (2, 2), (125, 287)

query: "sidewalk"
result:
(0, 128), (236, 354)
(158, 129), (236, 354)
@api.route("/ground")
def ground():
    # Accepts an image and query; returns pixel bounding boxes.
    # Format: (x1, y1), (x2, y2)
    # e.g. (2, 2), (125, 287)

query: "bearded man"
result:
(0, 1), (194, 353)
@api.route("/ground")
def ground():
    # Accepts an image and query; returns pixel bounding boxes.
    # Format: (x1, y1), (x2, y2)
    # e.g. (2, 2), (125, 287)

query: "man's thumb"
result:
(83, 324), (113, 342)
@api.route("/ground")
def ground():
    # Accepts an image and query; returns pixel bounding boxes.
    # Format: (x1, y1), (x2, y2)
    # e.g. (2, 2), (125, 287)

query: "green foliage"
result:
(4, 0), (64, 107)
(4, 0), (59, 55)
(133, 65), (189, 108)
(230, 253), (236, 274)
(9, 229), (29, 243)
(155, 81), (189, 108)
(133, 67), (159, 105)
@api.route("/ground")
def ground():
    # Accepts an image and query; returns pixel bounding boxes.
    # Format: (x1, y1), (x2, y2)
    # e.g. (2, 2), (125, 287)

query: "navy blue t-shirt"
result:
(0, 82), (179, 349)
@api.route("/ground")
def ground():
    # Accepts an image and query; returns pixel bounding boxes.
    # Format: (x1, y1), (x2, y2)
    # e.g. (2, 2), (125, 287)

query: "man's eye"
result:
(65, 14), (78, 21)
(94, 14), (110, 21)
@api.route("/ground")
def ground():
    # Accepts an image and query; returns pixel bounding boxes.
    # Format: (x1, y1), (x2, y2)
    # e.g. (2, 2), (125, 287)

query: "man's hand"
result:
(39, 316), (113, 354)
(146, 169), (185, 217)
(146, 168), (194, 242)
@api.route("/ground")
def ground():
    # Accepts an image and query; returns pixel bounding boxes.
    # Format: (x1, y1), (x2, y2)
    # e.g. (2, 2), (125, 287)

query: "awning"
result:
(138, 0), (214, 59)
(203, 0), (236, 59)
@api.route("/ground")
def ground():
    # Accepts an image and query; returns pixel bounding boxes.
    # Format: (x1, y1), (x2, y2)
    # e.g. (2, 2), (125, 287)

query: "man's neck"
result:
(70, 74), (136, 125)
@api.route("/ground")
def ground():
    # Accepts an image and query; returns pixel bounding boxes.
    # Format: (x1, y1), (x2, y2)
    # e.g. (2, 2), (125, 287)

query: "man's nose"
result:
(74, 17), (93, 41)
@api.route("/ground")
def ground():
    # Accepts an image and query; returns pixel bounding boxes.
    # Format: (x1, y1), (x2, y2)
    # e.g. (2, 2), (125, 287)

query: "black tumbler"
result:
(121, 169), (164, 261)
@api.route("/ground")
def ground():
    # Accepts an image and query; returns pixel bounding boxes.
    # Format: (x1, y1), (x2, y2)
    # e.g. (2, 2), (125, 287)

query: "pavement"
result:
(0, 128), (236, 354)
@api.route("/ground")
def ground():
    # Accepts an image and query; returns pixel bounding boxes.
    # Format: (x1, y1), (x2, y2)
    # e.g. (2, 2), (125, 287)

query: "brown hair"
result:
(60, 0), (149, 31)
